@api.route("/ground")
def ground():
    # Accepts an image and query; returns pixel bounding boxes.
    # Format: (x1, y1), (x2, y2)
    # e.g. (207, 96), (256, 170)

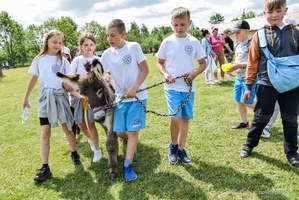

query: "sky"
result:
(1, 0), (299, 31)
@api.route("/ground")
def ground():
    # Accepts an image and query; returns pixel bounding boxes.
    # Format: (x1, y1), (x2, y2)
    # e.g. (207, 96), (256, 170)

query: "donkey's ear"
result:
(84, 61), (92, 72)
(92, 59), (104, 77)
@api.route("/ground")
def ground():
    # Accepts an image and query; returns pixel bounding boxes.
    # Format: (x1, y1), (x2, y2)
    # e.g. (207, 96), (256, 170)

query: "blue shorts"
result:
(113, 100), (147, 132)
(165, 90), (194, 119)
(234, 78), (257, 104)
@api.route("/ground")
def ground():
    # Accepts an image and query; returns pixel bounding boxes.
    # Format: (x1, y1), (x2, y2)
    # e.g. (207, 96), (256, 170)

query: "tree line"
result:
(0, 10), (259, 74)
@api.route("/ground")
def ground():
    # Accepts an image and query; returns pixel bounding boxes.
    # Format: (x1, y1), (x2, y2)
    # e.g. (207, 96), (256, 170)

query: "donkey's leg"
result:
(104, 109), (119, 179)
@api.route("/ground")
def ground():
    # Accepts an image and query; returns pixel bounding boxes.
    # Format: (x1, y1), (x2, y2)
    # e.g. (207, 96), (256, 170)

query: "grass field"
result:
(0, 54), (298, 200)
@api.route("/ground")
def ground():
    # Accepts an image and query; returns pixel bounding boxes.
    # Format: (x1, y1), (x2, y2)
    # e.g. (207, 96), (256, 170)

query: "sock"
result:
(124, 159), (132, 167)
(71, 150), (78, 155)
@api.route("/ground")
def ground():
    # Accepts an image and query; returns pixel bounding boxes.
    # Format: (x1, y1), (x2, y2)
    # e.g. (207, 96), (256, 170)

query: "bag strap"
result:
(257, 29), (274, 60)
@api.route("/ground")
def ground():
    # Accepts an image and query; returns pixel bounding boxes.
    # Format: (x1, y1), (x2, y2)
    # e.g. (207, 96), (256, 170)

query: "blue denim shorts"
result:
(234, 78), (256, 104)
(165, 90), (194, 119)
(113, 99), (147, 132)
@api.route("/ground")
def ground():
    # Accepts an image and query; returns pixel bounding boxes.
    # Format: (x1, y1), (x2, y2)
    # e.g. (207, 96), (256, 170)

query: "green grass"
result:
(0, 54), (298, 200)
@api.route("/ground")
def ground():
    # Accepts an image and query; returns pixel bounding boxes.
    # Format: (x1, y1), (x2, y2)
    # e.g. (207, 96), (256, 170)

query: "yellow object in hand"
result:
(82, 99), (88, 111)
(221, 63), (233, 72)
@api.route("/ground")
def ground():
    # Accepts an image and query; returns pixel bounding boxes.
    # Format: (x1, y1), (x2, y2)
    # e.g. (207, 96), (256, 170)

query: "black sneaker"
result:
(71, 151), (82, 165)
(178, 149), (192, 165)
(287, 155), (299, 168)
(168, 143), (179, 164)
(34, 166), (52, 183)
(232, 122), (249, 129)
(240, 145), (253, 158)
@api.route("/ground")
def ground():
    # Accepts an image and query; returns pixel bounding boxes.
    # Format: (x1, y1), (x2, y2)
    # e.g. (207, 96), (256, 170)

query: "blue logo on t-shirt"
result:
(123, 54), (132, 64)
(51, 64), (61, 74)
(185, 45), (193, 55)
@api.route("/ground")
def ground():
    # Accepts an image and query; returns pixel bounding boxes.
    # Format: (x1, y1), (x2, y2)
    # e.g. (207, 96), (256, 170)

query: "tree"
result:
(57, 16), (78, 49)
(189, 23), (202, 40)
(80, 20), (109, 51)
(209, 13), (225, 24)
(242, 11), (257, 19)
(126, 21), (141, 44)
(0, 11), (26, 68)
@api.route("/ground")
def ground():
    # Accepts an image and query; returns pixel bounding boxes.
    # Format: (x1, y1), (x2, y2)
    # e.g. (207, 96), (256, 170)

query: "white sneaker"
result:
(88, 139), (96, 152)
(92, 149), (102, 163)
(261, 129), (271, 139)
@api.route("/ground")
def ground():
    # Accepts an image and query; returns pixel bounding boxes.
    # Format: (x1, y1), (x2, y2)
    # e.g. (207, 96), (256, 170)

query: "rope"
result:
(93, 74), (192, 117)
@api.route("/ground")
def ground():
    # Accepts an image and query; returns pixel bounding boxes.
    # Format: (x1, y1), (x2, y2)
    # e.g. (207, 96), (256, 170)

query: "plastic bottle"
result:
(22, 100), (32, 124)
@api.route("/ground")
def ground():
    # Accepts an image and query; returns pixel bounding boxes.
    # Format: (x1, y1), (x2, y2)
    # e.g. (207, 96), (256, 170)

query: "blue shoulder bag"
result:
(258, 28), (299, 93)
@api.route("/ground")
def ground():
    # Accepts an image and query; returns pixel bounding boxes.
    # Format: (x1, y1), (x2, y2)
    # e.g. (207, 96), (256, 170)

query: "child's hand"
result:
(23, 99), (31, 109)
(244, 89), (251, 102)
(124, 86), (137, 98)
(164, 74), (175, 84)
(186, 72), (196, 82)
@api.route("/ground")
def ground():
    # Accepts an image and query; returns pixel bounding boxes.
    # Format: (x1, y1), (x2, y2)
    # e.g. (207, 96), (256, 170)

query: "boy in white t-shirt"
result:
(156, 7), (206, 165)
(100, 19), (149, 181)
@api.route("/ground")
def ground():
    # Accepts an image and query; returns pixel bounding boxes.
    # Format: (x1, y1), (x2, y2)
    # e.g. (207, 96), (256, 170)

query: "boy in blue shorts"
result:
(227, 20), (257, 129)
(157, 7), (206, 165)
(100, 19), (149, 181)
(240, 0), (299, 168)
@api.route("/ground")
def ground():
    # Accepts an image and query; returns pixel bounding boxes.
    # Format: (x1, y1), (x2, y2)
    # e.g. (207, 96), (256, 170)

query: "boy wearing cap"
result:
(228, 20), (257, 129)
(240, 0), (299, 168)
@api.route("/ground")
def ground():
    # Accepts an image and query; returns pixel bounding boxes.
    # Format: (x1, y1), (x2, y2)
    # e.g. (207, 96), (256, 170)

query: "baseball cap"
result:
(232, 20), (250, 32)
(62, 46), (70, 55)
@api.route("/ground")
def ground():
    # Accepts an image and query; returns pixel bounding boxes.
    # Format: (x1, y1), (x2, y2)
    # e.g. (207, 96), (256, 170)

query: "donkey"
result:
(57, 59), (119, 179)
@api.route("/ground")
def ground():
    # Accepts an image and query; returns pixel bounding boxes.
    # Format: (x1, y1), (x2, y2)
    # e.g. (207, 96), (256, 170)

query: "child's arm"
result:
(228, 62), (247, 72)
(187, 58), (207, 81)
(62, 82), (86, 100)
(124, 60), (149, 98)
(23, 75), (38, 109)
(157, 58), (175, 83)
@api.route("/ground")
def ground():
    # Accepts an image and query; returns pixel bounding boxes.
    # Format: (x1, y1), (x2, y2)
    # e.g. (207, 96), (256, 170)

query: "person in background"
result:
(210, 27), (234, 81)
(201, 28), (218, 84)
(223, 28), (235, 76)
(227, 20), (257, 129)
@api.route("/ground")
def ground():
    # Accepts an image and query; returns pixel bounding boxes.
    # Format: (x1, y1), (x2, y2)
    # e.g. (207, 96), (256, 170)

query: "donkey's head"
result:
(84, 59), (104, 81)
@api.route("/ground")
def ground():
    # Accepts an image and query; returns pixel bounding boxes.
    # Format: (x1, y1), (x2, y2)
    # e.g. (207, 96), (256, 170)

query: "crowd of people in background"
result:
(21, 0), (299, 185)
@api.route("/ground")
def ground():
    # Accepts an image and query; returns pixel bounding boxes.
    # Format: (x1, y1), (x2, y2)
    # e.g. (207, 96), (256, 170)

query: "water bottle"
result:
(22, 100), (32, 124)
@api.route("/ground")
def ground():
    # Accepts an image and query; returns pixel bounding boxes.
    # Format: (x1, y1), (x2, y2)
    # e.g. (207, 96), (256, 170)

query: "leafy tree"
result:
(0, 11), (26, 68)
(80, 20), (109, 51)
(189, 23), (202, 40)
(127, 21), (141, 44)
(25, 24), (44, 60)
(57, 16), (78, 50)
(209, 13), (225, 24)
(242, 11), (257, 19)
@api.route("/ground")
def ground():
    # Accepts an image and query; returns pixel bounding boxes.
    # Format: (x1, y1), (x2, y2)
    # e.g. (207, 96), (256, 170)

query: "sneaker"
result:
(92, 149), (102, 163)
(287, 155), (299, 168)
(231, 122), (249, 129)
(168, 143), (179, 164)
(123, 164), (137, 181)
(71, 151), (82, 165)
(240, 145), (253, 158)
(261, 129), (271, 139)
(34, 166), (52, 183)
(88, 139), (96, 152)
(178, 149), (192, 165)
(206, 81), (215, 85)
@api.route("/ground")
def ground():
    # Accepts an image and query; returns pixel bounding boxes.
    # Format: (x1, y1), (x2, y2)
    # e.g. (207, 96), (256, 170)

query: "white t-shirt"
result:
(157, 34), (205, 92)
(70, 55), (101, 75)
(100, 41), (148, 102)
(29, 55), (70, 89)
